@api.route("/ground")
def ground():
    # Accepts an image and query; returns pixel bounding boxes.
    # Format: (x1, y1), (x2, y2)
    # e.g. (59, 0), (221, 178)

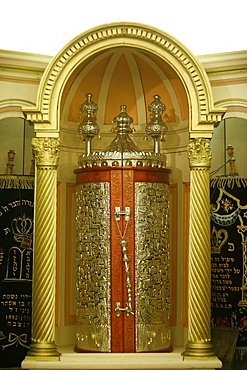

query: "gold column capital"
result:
(187, 138), (211, 168)
(32, 137), (60, 167)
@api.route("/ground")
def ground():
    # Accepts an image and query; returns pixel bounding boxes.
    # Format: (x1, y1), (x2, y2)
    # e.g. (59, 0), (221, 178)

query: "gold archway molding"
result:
(22, 22), (225, 138)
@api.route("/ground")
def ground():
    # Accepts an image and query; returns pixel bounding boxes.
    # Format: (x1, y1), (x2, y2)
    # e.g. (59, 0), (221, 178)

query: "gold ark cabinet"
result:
(74, 95), (171, 353)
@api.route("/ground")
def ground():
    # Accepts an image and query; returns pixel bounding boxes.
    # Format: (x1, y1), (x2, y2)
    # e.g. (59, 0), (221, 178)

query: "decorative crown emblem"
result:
(211, 226), (228, 254)
(11, 214), (33, 243)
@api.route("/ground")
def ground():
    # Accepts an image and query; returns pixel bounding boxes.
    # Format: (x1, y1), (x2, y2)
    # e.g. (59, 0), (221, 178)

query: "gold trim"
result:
(183, 341), (216, 359)
(25, 342), (60, 361)
(0, 175), (34, 189)
(210, 175), (247, 189)
(169, 184), (178, 327)
(64, 183), (76, 326)
(56, 182), (62, 327)
(182, 182), (190, 327)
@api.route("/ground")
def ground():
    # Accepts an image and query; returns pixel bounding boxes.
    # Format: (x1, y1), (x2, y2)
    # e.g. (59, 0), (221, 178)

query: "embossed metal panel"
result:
(135, 182), (171, 352)
(75, 182), (111, 352)
(75, 167), (171, 353)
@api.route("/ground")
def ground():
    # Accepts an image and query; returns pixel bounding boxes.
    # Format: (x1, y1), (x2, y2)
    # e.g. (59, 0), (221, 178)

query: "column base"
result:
(182, 341), (217, 360)
(25, 341), (60, 361)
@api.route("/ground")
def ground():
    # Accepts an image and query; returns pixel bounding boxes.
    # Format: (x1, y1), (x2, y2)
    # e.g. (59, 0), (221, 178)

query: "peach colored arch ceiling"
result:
(22, 22), (225, 137)
(60, 47), (188, 128)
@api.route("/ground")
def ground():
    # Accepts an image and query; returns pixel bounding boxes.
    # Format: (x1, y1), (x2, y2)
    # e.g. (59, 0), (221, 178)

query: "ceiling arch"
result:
(60, 47), (185, 131)
(22, 22), (225, 138)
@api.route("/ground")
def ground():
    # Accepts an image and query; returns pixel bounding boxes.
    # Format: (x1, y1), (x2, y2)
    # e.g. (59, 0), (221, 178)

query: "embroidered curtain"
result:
(210, 176), (247, 360)
(0, 176), (34, 367)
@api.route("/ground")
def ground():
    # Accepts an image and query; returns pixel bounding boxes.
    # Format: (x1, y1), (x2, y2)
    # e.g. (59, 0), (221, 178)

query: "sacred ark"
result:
(74, 94), (171, 353)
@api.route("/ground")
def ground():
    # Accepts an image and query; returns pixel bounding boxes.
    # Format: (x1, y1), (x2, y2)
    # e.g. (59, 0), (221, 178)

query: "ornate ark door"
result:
(75, 166), (171, 353)
(74, 95), (171, 353)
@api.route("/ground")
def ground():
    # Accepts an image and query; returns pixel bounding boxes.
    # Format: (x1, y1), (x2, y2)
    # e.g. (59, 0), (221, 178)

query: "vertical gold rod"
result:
(26, 137), (60, 360)
(189, 169), (211, 340)
(183, 138), (215, 359)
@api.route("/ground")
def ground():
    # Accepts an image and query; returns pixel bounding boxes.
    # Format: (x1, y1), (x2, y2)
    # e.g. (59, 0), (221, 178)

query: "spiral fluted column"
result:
(183, 138), (215, 359)
(26, 137), (60, 360)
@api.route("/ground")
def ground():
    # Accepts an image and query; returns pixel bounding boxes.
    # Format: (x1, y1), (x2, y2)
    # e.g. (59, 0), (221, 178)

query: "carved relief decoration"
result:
(75, 182), (111, 352)
(32, 137), (60, 167)
(187, 138), (212, 168)
(135, 182), (171, 352)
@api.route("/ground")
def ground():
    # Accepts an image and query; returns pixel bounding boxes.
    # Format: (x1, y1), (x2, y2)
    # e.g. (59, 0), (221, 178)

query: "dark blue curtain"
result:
(0, 176), (34, 367)
(210, 176), (247, 361)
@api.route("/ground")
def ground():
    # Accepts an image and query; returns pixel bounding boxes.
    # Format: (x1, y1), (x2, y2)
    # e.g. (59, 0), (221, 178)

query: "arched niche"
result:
(23, 22), (225, 137)
(21, 22), (225, 362)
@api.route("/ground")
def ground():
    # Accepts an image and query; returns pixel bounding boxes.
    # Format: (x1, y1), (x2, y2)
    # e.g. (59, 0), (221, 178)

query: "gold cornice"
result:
(0, 99), (35, 119)
(0, 50), (49, 86)
(204, 65), (247, 75)
(0, 105), (21, 113)
(213, 98), (247, 119)
(0, 75), (41, 85)
(210, 76), (247, 87)
(0, 62), (47, 74)
(198, 50), (247, 69)
(198, 50), (247, 92)
(215, 99), (247, 111)
(0, 49), (51, 67)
